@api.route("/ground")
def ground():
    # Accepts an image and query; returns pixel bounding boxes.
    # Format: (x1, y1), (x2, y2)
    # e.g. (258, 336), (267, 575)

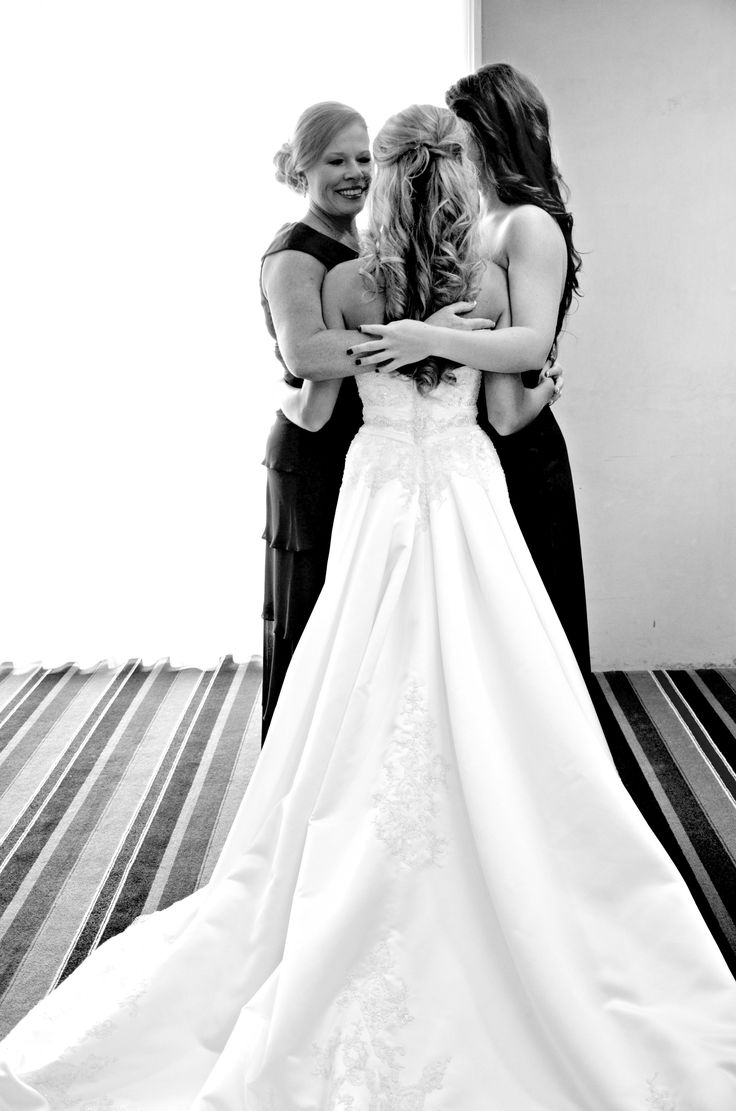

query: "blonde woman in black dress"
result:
(260, 103), (368, 740)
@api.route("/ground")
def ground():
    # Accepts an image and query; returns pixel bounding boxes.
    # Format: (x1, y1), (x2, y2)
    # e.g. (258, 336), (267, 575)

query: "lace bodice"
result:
(358, 366), (481, 442)
(345, 366), (504, 528)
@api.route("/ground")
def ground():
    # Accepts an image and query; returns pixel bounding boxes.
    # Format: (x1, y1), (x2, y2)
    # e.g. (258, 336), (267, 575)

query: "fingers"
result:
(448, 300), (476, 315)
(347, 339), (387, 358)
(354, 349), (394, 367)
(463, 317), (496, 331)
(358, 324), (389, 336)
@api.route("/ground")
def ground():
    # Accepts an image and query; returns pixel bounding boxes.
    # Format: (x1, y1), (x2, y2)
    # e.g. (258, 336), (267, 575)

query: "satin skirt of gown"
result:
(1, 369), (735, 1111)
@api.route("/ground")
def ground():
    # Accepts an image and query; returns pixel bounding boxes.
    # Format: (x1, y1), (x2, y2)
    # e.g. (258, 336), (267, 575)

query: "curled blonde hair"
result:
(361, 104), (482, 392)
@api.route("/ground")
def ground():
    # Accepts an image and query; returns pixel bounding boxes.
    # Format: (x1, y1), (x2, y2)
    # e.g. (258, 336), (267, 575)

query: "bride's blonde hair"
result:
(361, 104), (482, 393)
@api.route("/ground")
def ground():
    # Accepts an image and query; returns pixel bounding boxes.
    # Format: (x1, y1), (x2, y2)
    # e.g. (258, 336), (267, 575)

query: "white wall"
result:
(481, 0), (736, 668)
(0, 1), (471, 668)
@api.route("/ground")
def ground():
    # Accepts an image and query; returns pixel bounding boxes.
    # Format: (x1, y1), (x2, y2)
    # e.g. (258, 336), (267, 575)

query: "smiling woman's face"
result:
(304, 122), (372, 217)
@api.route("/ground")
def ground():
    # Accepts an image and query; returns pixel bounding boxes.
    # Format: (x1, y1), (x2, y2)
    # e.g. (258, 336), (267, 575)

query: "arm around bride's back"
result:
(480, 207), (565, 432)
(353, 206), (565, 378)
(263, 250), (366, 383)
(436, 207), (565, 373)
(264, 250), (363, 432)
(281, 259), (364, 433)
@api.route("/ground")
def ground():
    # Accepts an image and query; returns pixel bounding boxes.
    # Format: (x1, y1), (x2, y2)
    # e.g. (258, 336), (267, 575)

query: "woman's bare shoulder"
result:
(504, 204), (565, 249)
(322, 260), (383, 328)
(261, 248), (326, 294)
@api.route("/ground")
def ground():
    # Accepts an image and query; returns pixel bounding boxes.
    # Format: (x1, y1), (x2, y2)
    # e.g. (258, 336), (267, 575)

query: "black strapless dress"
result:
(260, 223), (363, 740)
(477, 380), (591, 677)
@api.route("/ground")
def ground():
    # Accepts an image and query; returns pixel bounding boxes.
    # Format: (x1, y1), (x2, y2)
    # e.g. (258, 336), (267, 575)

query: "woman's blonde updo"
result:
(361, 104), (482, 393)
(274, 102), (367, 195)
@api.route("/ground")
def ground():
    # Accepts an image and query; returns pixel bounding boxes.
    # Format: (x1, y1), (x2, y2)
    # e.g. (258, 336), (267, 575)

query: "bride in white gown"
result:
(1, 104), (735, 1111)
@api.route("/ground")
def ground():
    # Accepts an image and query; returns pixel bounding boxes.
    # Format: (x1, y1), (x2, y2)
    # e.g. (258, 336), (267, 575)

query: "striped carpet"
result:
(0, 662), (734, 1037)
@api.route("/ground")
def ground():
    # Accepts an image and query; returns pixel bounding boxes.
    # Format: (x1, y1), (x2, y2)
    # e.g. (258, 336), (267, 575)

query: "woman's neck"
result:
(302, 203), (359, 249)
(479, 184), (508, 219)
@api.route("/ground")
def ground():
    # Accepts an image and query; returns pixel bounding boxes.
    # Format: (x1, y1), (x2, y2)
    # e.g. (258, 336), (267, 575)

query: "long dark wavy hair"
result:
(446, 63), (581, 350)
(361, 104), (482, 393)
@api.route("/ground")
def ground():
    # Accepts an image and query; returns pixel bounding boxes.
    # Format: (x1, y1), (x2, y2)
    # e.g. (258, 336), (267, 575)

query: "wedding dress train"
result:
(1, 368), (735, 1110)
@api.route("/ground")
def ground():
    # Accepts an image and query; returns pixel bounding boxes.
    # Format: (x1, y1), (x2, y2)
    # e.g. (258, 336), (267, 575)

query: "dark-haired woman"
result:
(352, 63), (590, 677)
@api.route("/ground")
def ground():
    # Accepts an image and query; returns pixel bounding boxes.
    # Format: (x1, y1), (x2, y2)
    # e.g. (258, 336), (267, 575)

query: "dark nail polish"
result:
(346, 348), (354, 356)
(355, 359), (362, 366)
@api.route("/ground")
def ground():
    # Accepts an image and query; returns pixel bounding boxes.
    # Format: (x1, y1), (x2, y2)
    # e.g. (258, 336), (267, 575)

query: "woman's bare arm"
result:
(263, 251), (366, 382)
(350, 207), (566, 375)
(277, 261), (361, 432)
(484, 371), (556, 436)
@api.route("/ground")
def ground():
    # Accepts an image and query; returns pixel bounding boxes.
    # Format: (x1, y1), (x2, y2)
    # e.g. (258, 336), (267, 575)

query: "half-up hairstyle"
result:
(446, 63), (581, 348)
(361, 104), (482, 393)
(274, 101), (367, 195)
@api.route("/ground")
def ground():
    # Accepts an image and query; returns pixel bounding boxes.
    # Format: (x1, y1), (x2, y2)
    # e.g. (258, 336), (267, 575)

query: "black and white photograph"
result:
(1, 1), (735, 1107)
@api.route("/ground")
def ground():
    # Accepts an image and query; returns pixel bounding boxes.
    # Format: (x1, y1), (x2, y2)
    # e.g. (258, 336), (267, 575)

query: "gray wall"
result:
(481, 0), (736, 668)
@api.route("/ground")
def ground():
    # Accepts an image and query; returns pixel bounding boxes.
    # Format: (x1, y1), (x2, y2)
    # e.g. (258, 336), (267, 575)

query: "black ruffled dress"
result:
(260, 223), (362, 740)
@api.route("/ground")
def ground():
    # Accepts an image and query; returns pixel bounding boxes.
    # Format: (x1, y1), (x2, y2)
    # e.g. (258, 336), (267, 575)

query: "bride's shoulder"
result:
(324, 257), (363, 290)
(322, 260), (383, 328)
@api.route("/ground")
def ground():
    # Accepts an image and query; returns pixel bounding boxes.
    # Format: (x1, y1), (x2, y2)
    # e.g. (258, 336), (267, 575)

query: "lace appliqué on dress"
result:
(312, 941), (450, 1110)
(346, 365), (503, 528)
(644, 1075), (679, 1110)
(372, 677), (448, 869)
(343, 421), (503, 530)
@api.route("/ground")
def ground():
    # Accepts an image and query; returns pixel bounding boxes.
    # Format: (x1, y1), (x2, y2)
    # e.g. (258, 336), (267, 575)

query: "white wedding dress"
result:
(1, 368), (736, 1111)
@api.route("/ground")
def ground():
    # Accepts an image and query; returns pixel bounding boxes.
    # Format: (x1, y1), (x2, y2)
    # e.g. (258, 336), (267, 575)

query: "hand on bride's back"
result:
(424, 302), (496, 332)
(352, 304), (495, 371)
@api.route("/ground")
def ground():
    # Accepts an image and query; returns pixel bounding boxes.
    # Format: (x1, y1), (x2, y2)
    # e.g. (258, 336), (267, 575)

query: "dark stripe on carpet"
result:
(0, 667), (72, 753)
(95, 658), (242, 947)
(0, 668), (85, 795)
(0, 663), (180, 996)
(0, 668), (108, 859)
(663, 670), (736, 783)
(56, 667), (214, 981)
(596, 671), (736, 973)
(158, 658), (263, 910)
(0, 661), (142, 903)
